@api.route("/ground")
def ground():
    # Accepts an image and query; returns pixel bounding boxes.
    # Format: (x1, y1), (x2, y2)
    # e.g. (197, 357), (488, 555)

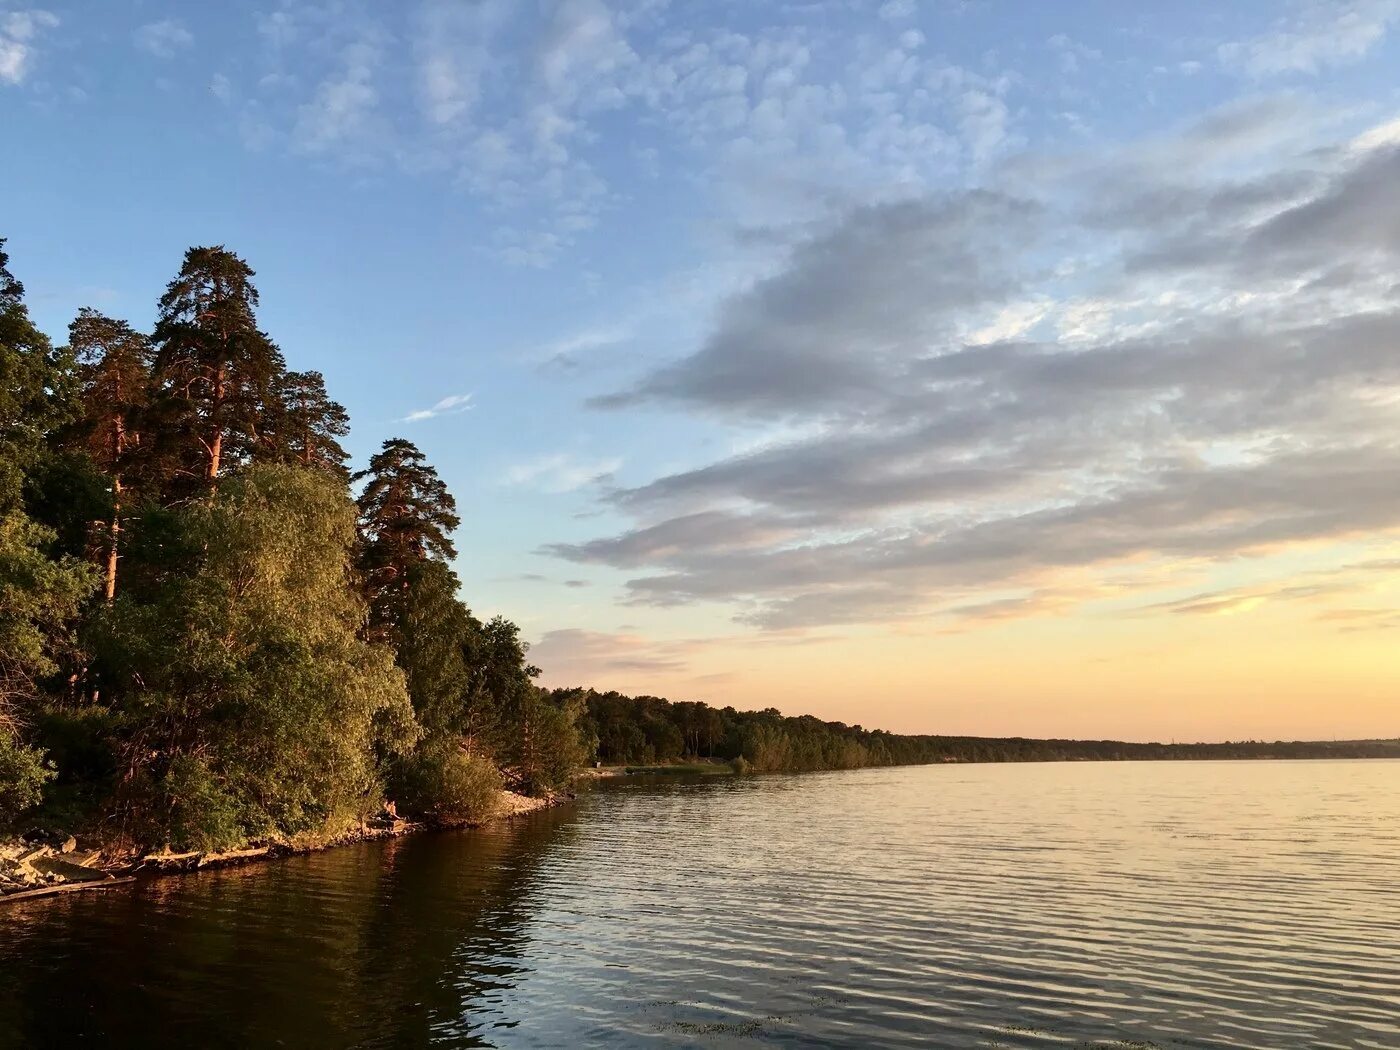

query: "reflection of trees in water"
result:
(0, 810), (578, 1050)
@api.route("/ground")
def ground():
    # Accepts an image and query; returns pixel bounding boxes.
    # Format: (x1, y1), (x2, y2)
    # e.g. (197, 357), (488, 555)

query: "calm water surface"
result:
(2, 760), (1398, 1048)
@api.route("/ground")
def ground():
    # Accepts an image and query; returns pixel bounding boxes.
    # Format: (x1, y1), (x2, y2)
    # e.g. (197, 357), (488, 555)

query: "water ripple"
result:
(2, 760), (1399, 1048)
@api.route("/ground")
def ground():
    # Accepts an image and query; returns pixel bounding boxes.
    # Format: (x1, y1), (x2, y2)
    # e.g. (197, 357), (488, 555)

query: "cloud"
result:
(402, 393), (473, 422)
(134, 19), (193, 58)
(505, 452), (621, 493)
(224, 4), (1025, 263)
(1220, 0), (1400, 77)
(0, 9), (59, 85)
(531, 628), (693, 677)
(878, 0), (916, 21)
(530, 322), (633, 372)
(531, 625), (832, 686)
(597, 192), (1034, 415)
(550, 109), (1400, 629)
(293, 35), (383, 154)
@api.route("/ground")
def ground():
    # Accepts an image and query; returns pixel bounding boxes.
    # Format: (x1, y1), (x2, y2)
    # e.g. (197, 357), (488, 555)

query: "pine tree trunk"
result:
(208, 364), (225, 479)
(105, 413), (126, 601)
(105, 478), (121, 602)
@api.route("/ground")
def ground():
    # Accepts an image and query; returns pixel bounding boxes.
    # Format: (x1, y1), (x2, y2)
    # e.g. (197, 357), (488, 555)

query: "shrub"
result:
(160, 754), (249, 852)
(0, 735), (53, 827)
(729, 755), (751, 775)
(398, 739), (501, 824)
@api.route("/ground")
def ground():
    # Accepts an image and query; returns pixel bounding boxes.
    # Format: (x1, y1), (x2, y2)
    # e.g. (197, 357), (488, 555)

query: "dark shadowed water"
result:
(2, 760), (1398, 1048)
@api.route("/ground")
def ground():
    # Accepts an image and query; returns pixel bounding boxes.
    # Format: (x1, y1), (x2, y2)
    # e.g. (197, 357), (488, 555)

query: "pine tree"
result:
(148, 246), (286, 497)
(63, 309), (152, 599)
(270, 369), (350, 477)
(354, 438), (459, 642)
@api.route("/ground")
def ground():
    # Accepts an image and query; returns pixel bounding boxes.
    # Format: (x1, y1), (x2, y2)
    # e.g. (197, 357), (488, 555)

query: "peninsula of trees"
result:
(0, 240), (581, 854)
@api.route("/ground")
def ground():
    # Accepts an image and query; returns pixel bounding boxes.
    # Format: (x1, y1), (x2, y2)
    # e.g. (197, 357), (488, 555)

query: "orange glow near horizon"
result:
(528, 539), (1400, 742)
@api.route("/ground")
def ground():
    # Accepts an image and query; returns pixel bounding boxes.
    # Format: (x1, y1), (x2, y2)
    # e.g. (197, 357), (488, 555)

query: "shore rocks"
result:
(3, 785), (575, 905)
(1, 841), (114, 897)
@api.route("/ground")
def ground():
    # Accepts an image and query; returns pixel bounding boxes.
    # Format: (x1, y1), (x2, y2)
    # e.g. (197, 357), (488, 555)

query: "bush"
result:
(729, 755), (750, 775)
(160, 754), (249, 852)
(0, 735), (55, 827)
(398, 740), (501, 824)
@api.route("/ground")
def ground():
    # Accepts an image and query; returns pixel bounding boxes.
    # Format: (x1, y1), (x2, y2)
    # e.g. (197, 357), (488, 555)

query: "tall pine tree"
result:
(354, 438), (459, 642)
(271, 369), (350, 477)
(63, 309), (152, 599)
(148, 246), (286, 498)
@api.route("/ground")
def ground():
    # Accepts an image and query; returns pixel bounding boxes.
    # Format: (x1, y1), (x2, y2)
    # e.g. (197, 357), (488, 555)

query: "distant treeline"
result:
(556, 689), (1400, 771)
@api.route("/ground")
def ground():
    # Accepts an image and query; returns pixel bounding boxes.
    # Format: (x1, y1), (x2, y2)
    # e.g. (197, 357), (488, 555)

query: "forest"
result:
(0, 240), (584, 853)
(3, 239), (1396, 858)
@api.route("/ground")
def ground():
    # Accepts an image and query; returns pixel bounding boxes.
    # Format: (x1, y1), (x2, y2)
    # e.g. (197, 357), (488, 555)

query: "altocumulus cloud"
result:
(548, 103), (1400, 629)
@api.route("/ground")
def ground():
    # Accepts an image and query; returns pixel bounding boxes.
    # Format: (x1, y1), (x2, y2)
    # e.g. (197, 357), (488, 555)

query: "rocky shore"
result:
(1, 788), (568, 905)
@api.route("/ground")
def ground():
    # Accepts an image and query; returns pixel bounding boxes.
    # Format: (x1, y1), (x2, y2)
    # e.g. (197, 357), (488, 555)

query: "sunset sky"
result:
(4, 1), (1400, 740)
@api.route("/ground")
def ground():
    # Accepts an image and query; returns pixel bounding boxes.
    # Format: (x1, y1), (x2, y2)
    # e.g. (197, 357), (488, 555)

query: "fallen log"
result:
(0, 877), (136, 904)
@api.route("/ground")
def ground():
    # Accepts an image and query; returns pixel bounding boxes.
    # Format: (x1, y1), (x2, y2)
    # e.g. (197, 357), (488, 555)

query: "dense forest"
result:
(561, 688), (1400, 770)
(0, 240), (584, 853)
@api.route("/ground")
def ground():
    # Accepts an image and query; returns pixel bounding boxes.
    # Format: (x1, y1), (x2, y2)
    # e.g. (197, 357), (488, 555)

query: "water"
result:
(2, 760), (1398, 1048)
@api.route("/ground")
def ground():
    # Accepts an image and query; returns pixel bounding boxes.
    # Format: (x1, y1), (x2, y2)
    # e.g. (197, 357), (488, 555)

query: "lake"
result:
(2, 760), (1397, 1048)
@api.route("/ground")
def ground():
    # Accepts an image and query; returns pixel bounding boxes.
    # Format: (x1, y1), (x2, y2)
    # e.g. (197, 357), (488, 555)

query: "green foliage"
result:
(21, 449), (113, 562)
(91, 464), (417, 850)
(509, 688), (588, 795)
(0, 734), (53, 827)
(396, 739), (501, 824)
(0, 511), (95, 715)
(0, 238), (594, 854)
(148, 245), (287, 493)
(1, 239), (75, 513)
(270, 370), (350, 477)
(729, 756), (750, 775)
(397, 560), (476, 737)
(354, 438), (460, 642)
(159, 754), (248, 852)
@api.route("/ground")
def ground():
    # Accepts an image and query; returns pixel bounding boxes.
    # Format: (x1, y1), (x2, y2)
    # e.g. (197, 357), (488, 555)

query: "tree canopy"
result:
(0, 239), (584, 850)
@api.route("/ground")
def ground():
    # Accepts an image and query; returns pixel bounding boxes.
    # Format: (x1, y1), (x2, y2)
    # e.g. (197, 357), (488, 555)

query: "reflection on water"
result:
(2, 760), (1398, 1048)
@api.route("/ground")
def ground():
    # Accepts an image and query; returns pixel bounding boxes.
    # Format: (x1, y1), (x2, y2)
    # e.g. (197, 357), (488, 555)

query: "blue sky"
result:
(5, 1), (1400, 738)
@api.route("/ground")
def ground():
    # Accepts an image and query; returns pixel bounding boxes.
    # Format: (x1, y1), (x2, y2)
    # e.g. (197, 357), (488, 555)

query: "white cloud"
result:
(0, 9), (58, 85)
(1220, 0), (1400, 76)
(505, 452), (622, 493)
(293, 36), (382, 154)
(228, 4), (1025, 263)
(402, 393), (473, 422)
(134, 19), (194, 58)
(553, 109), (1400, 629)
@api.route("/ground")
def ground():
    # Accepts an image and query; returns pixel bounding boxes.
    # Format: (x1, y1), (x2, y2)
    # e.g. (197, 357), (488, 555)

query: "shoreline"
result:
(0, 788), (572, 906)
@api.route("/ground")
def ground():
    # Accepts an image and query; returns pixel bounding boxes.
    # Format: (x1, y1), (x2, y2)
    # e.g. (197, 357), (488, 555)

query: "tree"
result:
(89, 465), (417, 850)
(148, 246), (286, 495)
(270, 370), (350, 477)
(0, 242), (96, 823)
(354, 438), (459, 642)
(0, 239), (74, 513)
(509, 688), (586, 795)
(62, 309), (152, 599)
(396, 559), (475, 738)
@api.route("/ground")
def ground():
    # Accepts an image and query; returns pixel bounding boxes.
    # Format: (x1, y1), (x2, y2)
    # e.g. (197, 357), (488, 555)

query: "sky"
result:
(4, 0), (1400, 742)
